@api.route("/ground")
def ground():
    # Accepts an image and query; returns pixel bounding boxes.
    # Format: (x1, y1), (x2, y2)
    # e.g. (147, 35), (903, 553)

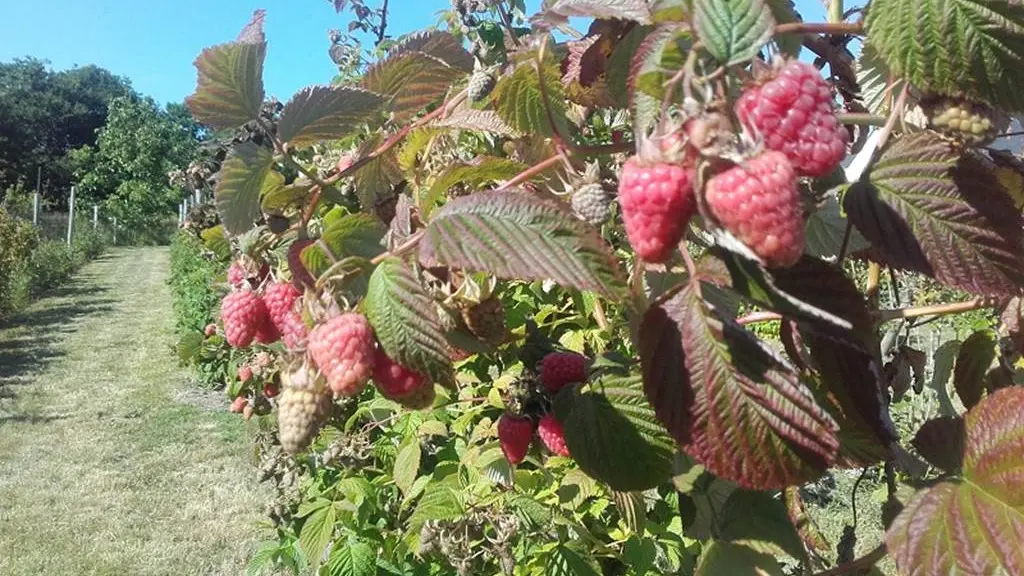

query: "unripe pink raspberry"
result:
(238, 365), (253, 382)
(220, 290), (270, 348)
(736, 60), (848, 177)
(706, 151), (805, 267)
(373, 348), (433, 409)
(204, 323), (217, 337)
(618, 157), (696, 262)
(539, 352), (588, 394)
(227, 262), (246, 287)
(308, 314), (376, 397)
(537, 414), (570, 457)
(263, 282), (307, 349)
(229, 396), (247, 413)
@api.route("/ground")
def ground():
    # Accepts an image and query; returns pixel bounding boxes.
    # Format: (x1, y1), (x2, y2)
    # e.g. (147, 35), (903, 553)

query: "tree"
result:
(71, 95), (201, 232)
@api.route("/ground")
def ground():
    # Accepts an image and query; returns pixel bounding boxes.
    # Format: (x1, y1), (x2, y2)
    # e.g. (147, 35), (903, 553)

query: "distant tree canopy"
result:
(0, 57), (134, 197)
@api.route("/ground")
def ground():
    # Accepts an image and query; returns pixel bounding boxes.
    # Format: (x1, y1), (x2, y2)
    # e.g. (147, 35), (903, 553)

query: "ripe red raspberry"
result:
(229, 396), (247, 413)
(227, 262), (246, 287)
(263, 382), (279, 398)
(736, 61), (848, 177)
(308, 314), (376, 397)
(618, 157), (696, 262)
(253, 317), (280, 344)
(289, 239), (316, 289)
(373, 348), (432, 408)
(238, 365), (253, 382)
(537, 414), (570, 457)
(220, 290), (270, 348)
(263, 282), (307, 349)
(705, 151), (804, 267)
(539, 352), (588, 393)
(204, 323), (217, 337)
(498, 414), (534, 465)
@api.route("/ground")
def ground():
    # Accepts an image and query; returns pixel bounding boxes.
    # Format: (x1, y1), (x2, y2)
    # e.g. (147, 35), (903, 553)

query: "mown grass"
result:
(0, 247), (266, 576)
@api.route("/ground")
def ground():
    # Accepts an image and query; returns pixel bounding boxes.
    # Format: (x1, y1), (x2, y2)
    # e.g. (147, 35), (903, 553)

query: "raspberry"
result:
(537, 414), (570, 457)
(289, 239), (316, 289)
(263, 382), (279, 398)
(243, 404), (255, 420)
(705, 151), (804, 268)
(571, 183), (615, 225)
(468, 67), (496, 102)
(373, 348), (433, 409)
(253, 316), (280, 344)
(278, 365), (332, 454)
(498, 414), (534, 465)
(461, 297), (506, 344)
(230, 396), (247, 413)
(204, 323), (217, 337)
(736, 60), (848, 177)
(308, 314), (376, 397)
(227, 262), (246, 287)
(925, 96), (1001, 145)
(263, 282), (307, 349)
(238, 365), (253, 382)
(221, 290), (270, 348)
(618, 158), (696, 262)
(539, 352), (588, 393)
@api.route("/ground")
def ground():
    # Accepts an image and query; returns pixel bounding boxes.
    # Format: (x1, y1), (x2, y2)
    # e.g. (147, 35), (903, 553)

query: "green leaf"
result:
(911, 416), (966, 473)
(611, 490), (647, 534)
(953, 329), (997, 410)
(864, 0), (1024, 112)
(363, 257), (454, 387)
(422, 157), (527, 218)
(350, 133), (403, 211)
(545, 545), (602, 576)
(694, 0), (775, 66)
(433, 109), (521, 138)
(185, 10), (266, 129)
(629, 24), (692, 133)
(213, 142), (273, 234)
(298, 504), (336, 569)
(491, 51), (569, 138)
(277, 85), (384, 148)
(605, 25), (653, 108)
(886, 387), (1024, 574)
(260, 172), (312, 214)
(639, 284), (839, 489)
(803, 194), (869, 260)
(782, 487), (832, 560)
(361, 32), (470, 123)
(765, 0), (801, 56)
(176, 332), (204, 363)
(556, 374), (675, 491)
(325, 541), (376, 576)
(393, 438), (421, 494)
(719, 490), (806, 560)
(200, 225), (231, 260)
(855, 43), (902, 116)
(418, 189), (627, 299)
(695, 541), (785, 575)
(623, 536), (658, 575)
(547, 0), (653, 23)
(843, 132), (1024, 297)
(408, 477), (464, 532)
(300, 213), (386, 279)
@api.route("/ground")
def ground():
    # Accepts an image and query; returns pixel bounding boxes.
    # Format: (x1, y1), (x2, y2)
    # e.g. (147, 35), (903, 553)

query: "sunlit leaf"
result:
(694, 0), (775, 66)
(185, 11), (266, 129)
(213, 142), (273, 234)
(277, 85), (385, 147)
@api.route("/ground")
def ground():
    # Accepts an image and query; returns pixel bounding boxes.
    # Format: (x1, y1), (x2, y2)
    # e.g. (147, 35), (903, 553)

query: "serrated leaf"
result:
(612, 491), (647, 534)
(886, 387), (1024, 575)
(185, 11), (265, 129)
(507, 493), (553, 527)
(804, 195), (869, 260)
(545, 545), (602, 576)
(557, 374), (674, 491)
(393, 439), (421, 494)
(277, 85), (384, 147)
(492, 52), (569, 138)
(214, 142), (273, 234)
(765, 0), (801, 55)
(694, 0), (775, 66)
(364, 257), (454, 387)
(953, 329), (997, 410)
(176, 332), (204, 363)
(260, 172), (311, 214)
(422, 157), (527, 218)
(630, 24), (692, 133)
(408, 478), (464, 532)
(783, 486), (832, 560)
(855, 43), (901, 117)
(350, 133), (403, 212)
(719, 490), (805, 560)
(300, 213), (385, 280)
(418, 189), (627, 299)
(200, 224), (231, 260)
(325, 541), (375, 576)
(931, 339), (961, 417)
(696, 541), (785, 576)
(639, 284), (839, 489)
(843, 132), (1024, 296)
(911, 416), (966, 473)
(299, 504), (336, 569)
(865, 0), (1024, 112)
(548, 0), (652, 22)
(606, 24), (653, 108)
(433, 109), (521, 137)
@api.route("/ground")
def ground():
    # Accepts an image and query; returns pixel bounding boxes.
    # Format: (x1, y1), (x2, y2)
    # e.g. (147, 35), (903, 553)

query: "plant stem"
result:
(837, 113), (887, 127)
(495, 0), (522, 48)
(828, 0), (844, 24)
(865, 262), (881, 307)
(737, 311), (783, 325)
(810, 544), (887, 576)
(370, 230), (424, 265)
(376, 0), (389, 46)
(775, 22), (863, 36)
(874, 298), (997, 322)
(593, 298), (610, 331)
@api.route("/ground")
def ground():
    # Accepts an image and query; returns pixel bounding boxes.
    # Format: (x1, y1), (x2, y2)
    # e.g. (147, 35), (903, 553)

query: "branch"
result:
(810, 544), (887, 576)
(737, 311), (783, 325)
(775, 22), (863, 36)
(495, 0), (523, 48)
(837, 113), (887, 127)
(874, 298), (997, 323)
(376, 0), (389, 46)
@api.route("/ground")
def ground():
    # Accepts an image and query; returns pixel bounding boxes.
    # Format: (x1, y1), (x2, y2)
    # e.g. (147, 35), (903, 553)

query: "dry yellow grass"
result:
(0, 247), (267, 575)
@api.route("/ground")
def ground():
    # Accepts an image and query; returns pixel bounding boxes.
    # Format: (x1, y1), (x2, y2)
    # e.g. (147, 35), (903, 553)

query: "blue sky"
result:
(0, 0), (828, 106)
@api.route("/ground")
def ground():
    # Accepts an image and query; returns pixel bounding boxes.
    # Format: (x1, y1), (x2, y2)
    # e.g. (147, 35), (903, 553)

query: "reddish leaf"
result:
(886, 387), (1024, 575)
(639, 284), (839, 490)
(953, 329), (997, 410)
(783, 487), (831, 567)
(185, 11), (266, 130)
(547, 0), (652, 23)
(911, 416), (966, 473)
(276, 86), (385, 147)
(999, 296), (1024, 354)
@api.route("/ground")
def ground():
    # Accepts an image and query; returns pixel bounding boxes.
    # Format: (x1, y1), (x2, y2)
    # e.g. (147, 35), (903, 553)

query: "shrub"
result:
(169, 231), (223, 334)
(25, 241), (78, 294)
(0, 208), (40, 316)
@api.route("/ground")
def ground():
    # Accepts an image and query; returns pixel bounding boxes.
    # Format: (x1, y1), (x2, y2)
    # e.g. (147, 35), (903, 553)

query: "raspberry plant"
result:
(179, 1), (1024, 574)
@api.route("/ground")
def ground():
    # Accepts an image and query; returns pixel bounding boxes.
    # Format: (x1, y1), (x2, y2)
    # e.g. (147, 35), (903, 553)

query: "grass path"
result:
(0, 247), (267, 575)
